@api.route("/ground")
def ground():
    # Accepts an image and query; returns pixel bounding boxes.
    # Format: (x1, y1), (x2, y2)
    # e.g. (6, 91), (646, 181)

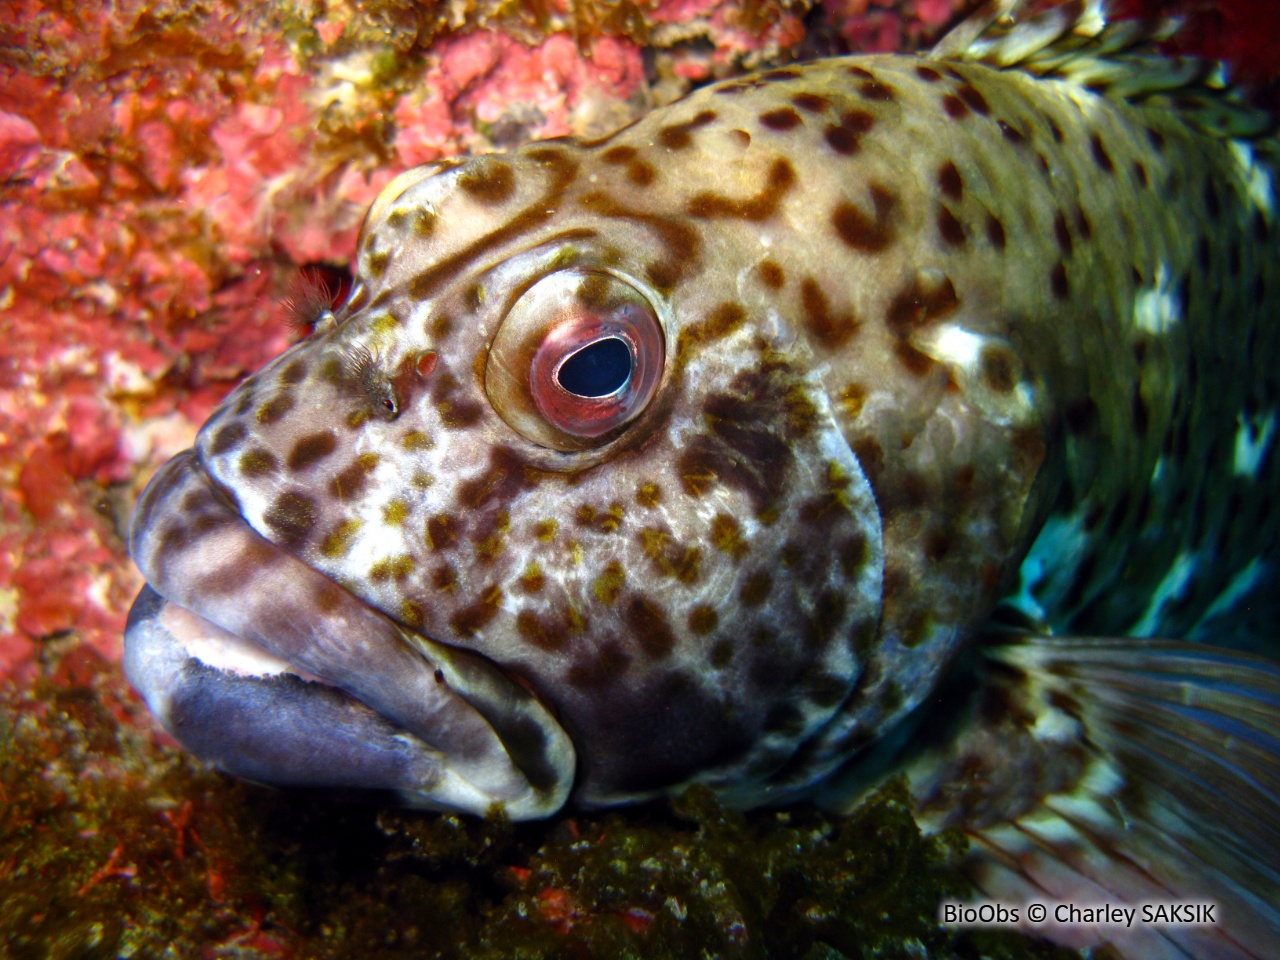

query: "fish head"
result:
(126, 129), (889, 816)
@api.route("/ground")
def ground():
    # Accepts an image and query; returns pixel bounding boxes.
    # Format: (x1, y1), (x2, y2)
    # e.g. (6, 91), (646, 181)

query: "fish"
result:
(122, 1), (1280, 956)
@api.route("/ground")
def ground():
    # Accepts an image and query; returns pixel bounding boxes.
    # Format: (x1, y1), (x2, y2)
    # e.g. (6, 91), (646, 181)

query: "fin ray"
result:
(891, 636), (1280, 959)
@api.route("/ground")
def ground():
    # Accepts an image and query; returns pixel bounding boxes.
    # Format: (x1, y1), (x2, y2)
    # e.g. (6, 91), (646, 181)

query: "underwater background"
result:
(1, 0), (1277, 956)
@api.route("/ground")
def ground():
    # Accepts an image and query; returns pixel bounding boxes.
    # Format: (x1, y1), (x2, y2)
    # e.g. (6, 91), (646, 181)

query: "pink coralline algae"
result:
(0, 0), (654, 682)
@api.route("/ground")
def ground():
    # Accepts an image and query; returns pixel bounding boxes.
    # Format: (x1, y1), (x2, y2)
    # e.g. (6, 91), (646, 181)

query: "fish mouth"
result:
(124, 450), (575, 819)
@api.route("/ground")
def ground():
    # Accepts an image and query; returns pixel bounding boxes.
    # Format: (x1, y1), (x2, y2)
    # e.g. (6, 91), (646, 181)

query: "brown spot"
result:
(1146, 126), (1166, 152)
(839, 534), (869, 578)
(458, 159), (516, 204)
(518, 562), (544, 593)
(401, 600), (424, 629)
(1132, 387), (1149, 437)
(1133, 161), (1149, 188)
(859, 80), (896, 101)
(602, 145), (637, 164)
(658, 109), (717, 150)
(592, 561), (626, 604)
(894, 340), (937, 377)
(801, 276), (859, 349)
(710, 513), (748, 560)
(761, 68), (802, 81)
(678, 302), (747, 362)
(638, 527), (703, 584)
(1065, 397), (1099, 435)
(432, 564), (457, 591)
(458, 447), (536, 511)
(1050, 262), (1069, 300)
(239, 448), (277, 478)
(1074, 205), (1093, 240)
(365, 251), (390, 278)
(688, 606), (718, 635)
(687, 157), (795, 221)
(280, 359), (309, 384)
(625, 596), (675, 659)
(957, 84), (989, 115)
(426, 514), (458, 551)
(853, 436), (884, 483)
(413, 209), (437, 237)
(263, 491), (317, 549)
(942, 95), (969, 120)
(321, 518), (362, 558)
(760, 107), (802, 131)
(369, 554), (415, 582)
(997, 120), (1025, 145)
(757, 260), (785, 289)
(823, 108), (875, 155)
(450, 583), (503, 637)
(916, 65), (942, 82)
(627, 160), (656, 186)
(938, 161), (963, 201)
(741, 570), (772, 606)
(1047, 117), (1064, 142)
(566, 642), (629, 688)
(1203, 179), (1221, 220)
(709, 639), (734, 668)
(806, 590), (846, 651)
(980, 345), (1017, 393)
(985, 214), (1006, 250)
(1053, 210), (1073, 257)
(832, 184), (897, 252)
(838, 382), (866, 418)
(257, 393), (295, 425)
(885, 270), (959, 337)
(636, 482), (661, 508)
(329, 452), (379, 500)
(1089, 134), (1114, 174)
(517, 610), (564, 651)
(791, 92), (830, 112)
(287, 431), (337, 471)
(937, 205), (966, 246)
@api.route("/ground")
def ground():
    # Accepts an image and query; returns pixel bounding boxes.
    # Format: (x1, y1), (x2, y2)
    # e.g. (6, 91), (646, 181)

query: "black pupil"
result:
(557, 337), (633, 398)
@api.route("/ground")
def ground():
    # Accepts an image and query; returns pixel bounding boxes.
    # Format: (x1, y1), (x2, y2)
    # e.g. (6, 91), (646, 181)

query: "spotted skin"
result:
(126, 32), (1278, 821)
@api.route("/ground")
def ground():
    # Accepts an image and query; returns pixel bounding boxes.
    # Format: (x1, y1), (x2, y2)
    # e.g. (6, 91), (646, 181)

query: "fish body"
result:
(124, 3), (1280, 956)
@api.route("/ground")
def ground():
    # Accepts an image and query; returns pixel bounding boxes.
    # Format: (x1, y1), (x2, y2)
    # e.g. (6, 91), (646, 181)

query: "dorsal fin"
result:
(931, 0), (1278, 146)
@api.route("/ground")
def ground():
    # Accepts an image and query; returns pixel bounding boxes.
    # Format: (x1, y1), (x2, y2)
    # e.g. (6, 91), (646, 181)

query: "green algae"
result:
(0, 649), (1078, 960)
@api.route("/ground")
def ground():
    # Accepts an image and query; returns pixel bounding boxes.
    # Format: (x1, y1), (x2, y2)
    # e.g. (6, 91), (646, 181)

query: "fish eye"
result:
(486, 268), (665, 450)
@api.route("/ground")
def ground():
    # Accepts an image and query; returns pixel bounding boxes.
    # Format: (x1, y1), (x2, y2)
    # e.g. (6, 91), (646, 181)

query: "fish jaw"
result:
(124, 450), (576, 820)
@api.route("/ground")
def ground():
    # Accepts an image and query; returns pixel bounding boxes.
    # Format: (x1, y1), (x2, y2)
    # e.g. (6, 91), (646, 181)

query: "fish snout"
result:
(124, 450), (575, 819)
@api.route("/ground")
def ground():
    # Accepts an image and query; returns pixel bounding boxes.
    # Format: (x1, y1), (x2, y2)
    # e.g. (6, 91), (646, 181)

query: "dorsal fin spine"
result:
(930, 0), (1277, 147)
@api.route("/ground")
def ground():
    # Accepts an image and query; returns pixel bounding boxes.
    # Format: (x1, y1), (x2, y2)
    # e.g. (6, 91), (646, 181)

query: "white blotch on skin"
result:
(1229, 140), (1276, 216)
(1129, 550), (1196, 636)
(1133, 262), (1181, 334)
(1233, 409), (1276, 477)
(931, 324), (985, 368)
(1193, 556), (1265, 636)
(162, 603), (325, 681)
(1010, 508), (1093, 622)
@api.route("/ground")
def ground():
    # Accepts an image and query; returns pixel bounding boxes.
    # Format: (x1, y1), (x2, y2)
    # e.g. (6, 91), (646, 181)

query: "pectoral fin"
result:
(852, 636), (1280, 960)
